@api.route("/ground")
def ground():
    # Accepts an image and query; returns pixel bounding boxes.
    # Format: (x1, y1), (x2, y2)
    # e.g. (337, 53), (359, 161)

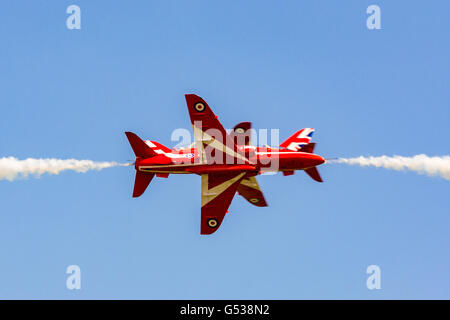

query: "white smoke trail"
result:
(328, 154), (450, 180)
(0, 157), (127, 181)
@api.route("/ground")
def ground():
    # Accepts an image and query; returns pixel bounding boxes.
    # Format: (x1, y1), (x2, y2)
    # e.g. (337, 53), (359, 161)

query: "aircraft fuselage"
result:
(135, 145), (325, 175)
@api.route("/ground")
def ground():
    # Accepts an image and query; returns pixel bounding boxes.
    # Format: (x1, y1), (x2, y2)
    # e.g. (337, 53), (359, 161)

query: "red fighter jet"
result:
(125, 94), (325, 235)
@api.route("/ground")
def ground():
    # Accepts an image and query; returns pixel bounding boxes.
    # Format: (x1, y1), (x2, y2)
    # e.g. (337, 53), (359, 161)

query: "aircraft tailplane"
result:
(299, 142), (316, 153)
(133, 171), (155, 197)
(304, 167), (323, 182)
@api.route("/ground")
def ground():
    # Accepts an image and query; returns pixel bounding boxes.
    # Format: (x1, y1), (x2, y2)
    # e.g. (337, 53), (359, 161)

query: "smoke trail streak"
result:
(0, 157), (127, 181)
(328, 154), (450, 180)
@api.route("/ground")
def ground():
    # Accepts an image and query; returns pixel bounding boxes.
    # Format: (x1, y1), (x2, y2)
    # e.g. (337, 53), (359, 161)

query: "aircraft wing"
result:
(230, 122), (252, 146)
(201, 172), (246, 234)
(237, 176), (268, 207)
(185, 94), (250, 165)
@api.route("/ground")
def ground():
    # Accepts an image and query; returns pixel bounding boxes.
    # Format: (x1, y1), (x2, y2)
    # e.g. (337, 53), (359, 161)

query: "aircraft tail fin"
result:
(280, 128), (314, 151)
(125, 132), (157, 158)
(133, 171), (155, 197)
(145, 140), (172, 153)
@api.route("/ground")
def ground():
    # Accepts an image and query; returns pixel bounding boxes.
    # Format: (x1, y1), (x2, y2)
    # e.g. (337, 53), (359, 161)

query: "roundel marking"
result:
(249, 198), (260, 203)
(194, 102), (205, 112)
(234, 127), (245, 134)
(207, 218), (218, 228)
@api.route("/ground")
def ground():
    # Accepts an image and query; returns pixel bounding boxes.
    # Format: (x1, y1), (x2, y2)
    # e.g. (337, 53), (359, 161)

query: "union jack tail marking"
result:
(279, 128), (315, 151)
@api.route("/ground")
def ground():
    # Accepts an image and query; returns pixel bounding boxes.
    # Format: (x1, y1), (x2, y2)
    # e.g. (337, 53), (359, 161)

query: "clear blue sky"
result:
(0, 1), (449, 299)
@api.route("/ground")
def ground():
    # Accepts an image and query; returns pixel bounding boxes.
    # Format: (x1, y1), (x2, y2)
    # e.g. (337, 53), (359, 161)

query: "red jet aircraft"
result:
(125, 94), (325, 235)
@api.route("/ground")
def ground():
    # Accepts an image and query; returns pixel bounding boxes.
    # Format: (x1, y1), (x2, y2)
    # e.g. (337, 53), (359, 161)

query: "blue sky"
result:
(0, 0), (449, 299)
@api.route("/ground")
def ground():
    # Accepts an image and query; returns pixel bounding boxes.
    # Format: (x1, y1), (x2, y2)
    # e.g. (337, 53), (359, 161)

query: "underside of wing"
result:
(185, 94), (249, 165)
(201, 172), (247, 235)
(237, 176), (268, 207)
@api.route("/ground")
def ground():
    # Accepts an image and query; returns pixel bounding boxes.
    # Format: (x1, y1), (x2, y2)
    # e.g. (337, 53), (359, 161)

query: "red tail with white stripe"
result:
(125, 132), (173, 197)
(279, 128), (315, 151)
